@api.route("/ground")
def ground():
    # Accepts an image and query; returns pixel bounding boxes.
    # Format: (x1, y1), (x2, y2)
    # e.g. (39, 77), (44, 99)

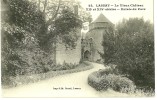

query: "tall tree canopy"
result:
(32, 0), (92, 51)
(101, 18), (154, 89)
(1, 0), (92, 81)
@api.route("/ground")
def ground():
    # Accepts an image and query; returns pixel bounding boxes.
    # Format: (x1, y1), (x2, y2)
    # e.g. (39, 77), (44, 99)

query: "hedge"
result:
(88, 70), (135, 93)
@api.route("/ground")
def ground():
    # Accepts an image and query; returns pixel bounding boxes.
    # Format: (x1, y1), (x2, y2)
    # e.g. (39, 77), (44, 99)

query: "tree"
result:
(7, 0), (45, 33)
(1, 0), (92, 87)
(31, 0), (92, 51)
(101, 27), (115, 64)
(101, 18), (154, 89)
(1, 0), (53, 86)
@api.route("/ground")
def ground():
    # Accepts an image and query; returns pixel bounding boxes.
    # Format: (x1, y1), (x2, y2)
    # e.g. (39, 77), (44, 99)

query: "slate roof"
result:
(92, 13), (113, 24)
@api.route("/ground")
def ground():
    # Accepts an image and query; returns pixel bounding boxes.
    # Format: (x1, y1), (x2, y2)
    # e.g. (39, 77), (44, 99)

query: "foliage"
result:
(8, 0), (45, 33)
(102, 74), (135, 93)
(100, 28), (116, 64)
(98, 66), (119, 76)
(2, 62), (93, 88)
(1, 23), (54, 86)
(54, 8), (82, 49)
(1, 0), (53, 86)
(34, 0), (92, 50)
(101, 18), (154, 89)
(133, 88), (155, 97)
(1, 0), (92, 87)
(52, 62), (78, 71)
(88, 71), (109, 91)
(88, 71), (135, 93)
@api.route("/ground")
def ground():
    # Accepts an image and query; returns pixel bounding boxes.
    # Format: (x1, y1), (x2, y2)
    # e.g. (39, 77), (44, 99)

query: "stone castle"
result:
(56, 13), (114, 64)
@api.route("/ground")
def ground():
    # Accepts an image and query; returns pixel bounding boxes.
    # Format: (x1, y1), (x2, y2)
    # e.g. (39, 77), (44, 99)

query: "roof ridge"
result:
(92, 13), (113, 24)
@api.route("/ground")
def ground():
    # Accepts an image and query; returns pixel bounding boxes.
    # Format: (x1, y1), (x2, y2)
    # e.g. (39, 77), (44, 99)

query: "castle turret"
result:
(89, 13), (114, 31)
(83, 13), (114, 62)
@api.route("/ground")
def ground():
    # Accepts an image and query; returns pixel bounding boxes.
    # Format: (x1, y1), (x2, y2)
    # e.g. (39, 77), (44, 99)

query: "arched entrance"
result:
(84, 50), (91, 61)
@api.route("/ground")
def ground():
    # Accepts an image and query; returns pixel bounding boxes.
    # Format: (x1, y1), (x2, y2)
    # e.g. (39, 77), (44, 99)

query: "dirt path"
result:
(2, 62), (130, 97)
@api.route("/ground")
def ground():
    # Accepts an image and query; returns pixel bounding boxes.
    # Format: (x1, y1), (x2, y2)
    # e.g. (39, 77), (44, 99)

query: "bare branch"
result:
(46, 0), (61, 26)
(38, 0), (41, 11)
(43, 0), (48, 14)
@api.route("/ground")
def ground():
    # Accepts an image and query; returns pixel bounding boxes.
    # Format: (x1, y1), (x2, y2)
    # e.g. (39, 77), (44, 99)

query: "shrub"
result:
(1, 0), (49, 86)
(88, 71), (109, 91)
(134, 88), (155, 97)
(88, 70), (135, 93)
(103, 74), (135, 93)
(98, 65), (119, 76)
(1, 23), (55, 86)
(101, 18), (154, 89)
(2, 62), (93, 88)
(52, 62), (78, 71)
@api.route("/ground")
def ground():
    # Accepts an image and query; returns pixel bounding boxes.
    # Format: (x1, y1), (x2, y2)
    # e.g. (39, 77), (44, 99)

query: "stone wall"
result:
(89, 23), (109, 30)
(86, 28), (107, 61)
(56, 29), (81, 64)
(56, 39), (81, 64)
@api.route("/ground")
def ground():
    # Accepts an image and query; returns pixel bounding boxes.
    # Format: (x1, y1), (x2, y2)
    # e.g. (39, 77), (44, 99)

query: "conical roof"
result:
(92, 13), (113, 24)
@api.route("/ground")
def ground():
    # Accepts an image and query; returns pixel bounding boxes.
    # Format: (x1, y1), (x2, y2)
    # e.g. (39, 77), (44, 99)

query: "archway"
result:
(84, 50), (91, 61)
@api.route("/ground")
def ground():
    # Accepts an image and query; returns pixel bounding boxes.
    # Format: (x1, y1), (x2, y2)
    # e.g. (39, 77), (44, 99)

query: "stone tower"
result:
(82, 13), (114, 62)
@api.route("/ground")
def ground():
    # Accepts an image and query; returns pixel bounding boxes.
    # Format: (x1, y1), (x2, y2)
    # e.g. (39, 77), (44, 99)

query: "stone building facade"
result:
(56, 28), (82, 64)
(55, 13), (114, 64)
(81, 13), (114, 62)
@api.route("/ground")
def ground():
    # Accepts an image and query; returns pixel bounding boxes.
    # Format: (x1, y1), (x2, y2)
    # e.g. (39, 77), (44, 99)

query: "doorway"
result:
(84, 50), (91, 61)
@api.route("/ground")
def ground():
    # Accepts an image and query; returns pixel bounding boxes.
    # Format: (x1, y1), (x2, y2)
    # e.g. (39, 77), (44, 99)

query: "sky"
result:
(78, 0), (153, 24)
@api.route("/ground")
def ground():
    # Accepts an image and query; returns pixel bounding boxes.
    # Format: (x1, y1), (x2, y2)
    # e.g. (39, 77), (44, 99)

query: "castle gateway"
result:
(55, 13), (114, 64)
(81, 13), (114, 62)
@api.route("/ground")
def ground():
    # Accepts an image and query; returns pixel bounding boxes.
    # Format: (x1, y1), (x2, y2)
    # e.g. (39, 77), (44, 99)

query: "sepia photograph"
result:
(0, 0), (155, 98)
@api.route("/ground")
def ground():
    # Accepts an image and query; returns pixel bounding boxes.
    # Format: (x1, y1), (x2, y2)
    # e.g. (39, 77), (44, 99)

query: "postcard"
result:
(1, 0), (155, 98)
